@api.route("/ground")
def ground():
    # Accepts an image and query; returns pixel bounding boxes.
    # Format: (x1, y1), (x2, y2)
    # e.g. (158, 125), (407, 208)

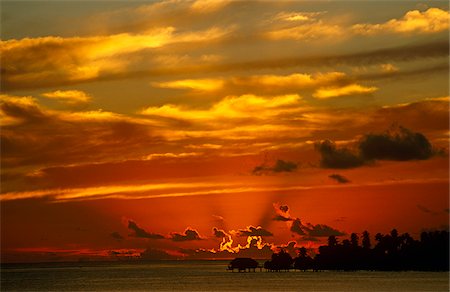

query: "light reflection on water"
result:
(2, 261), (449, 291)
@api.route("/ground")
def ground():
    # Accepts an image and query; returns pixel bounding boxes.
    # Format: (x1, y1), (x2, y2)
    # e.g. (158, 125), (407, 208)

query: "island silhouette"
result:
(228, 229), (449, 272)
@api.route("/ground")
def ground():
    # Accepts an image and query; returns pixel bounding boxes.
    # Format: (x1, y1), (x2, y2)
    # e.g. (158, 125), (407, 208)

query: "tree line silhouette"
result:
(264, 229), (449, 271)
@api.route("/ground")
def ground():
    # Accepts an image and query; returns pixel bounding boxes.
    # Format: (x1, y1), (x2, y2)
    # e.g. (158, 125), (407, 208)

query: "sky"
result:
(1, 0), (449, 263)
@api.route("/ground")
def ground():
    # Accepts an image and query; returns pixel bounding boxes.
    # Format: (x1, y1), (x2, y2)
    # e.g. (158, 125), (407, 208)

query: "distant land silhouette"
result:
(237, 229), (449, 272)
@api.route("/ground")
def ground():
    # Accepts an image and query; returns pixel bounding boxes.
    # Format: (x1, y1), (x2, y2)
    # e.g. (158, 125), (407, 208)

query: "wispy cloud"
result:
(140, 94), (301, 122)
(152, 78), (225, 91)
(41, 90), (91, 105)
(313, 84), (378, 99)
(2, 35), (447, 90)
(2, 177), (447, 202)
(1, 26), (232, 90)
(265, 21), (343, 41)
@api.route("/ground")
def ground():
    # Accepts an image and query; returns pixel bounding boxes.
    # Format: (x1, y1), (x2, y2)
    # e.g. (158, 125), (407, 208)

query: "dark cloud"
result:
(290, 218), (306, 236)
(279, 205), (289, 213)
(273, 203), (293, 221)
(273, 215), (293, 222)
(315, 126), (436, 169)
(108, 250), (139, 259)
(238, 226), (273, 237)
(110, 232), (124, 241)
(212, 227), (228, 238)
(359, 126), (433, 161)
(304, 223), (346, 237)
(328, 174), (350, 183)
(291, 218), (345, 237)
(253, 159), (297, 175)
(171, 228), (202, 242)
(314, 140), (365, 169)
(273, 160), (297, 172)
(128, 220), (165, 239)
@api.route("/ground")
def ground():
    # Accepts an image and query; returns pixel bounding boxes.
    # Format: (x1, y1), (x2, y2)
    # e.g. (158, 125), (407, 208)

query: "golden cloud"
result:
(41, 90), (91, 105)
(265, 21), (343, 41)
(140, 94), (301, 121)
(151, 72), (349, 94)
(1, 26), (232, 90)
(152, 78), (225, 91)
(232, 72), (346, 88)
(353, 8), (449, 35)
(313, 84), (378, 99)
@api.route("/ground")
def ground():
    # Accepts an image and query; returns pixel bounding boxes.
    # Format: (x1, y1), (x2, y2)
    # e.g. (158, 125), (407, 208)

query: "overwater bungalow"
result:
(227, 257), (260, 272)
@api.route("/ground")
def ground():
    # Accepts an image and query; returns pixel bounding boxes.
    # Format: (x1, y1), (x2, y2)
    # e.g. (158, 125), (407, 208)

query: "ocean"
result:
(1, 261), (449, 291)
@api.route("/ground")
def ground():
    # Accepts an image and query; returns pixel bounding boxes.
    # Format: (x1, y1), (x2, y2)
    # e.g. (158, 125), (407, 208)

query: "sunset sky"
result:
(1, 0), (449, 263)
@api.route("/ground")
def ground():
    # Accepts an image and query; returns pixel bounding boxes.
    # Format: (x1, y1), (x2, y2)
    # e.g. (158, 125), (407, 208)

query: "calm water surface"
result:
(1, 261), (449, 291)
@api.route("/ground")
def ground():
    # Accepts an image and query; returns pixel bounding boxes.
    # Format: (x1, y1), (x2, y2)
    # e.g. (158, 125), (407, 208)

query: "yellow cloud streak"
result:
(0, 182), (236, 202)
(152, 78), (225, 91)
(143, 152), (201, 160)
(313, 84), (378, 99)
(151, 72), (348, 94)
(232, 72), (346, 88)
(141, 94), (301, 120)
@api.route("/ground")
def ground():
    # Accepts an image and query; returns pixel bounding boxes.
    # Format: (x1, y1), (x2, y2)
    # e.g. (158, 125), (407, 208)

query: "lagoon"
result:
(2, 261), (449, 291)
